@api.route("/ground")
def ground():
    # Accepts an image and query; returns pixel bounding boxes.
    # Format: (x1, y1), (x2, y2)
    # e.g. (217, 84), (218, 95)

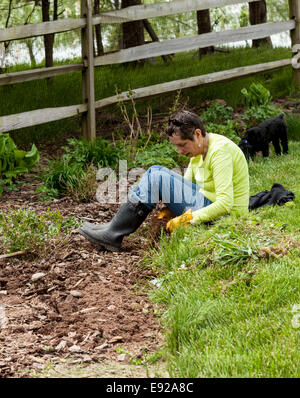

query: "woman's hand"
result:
(157, 208), (175, 220)
(166, 209), (193, 232)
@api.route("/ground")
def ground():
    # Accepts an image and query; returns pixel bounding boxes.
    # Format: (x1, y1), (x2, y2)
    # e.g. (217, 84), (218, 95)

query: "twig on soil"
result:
(0, 250), (28, 260)
(72, 278), (85, 289)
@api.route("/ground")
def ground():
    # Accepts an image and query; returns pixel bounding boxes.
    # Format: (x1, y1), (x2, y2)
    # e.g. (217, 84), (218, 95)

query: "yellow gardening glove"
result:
(157, 208), (175, 220)
(166, 208), (193, 233)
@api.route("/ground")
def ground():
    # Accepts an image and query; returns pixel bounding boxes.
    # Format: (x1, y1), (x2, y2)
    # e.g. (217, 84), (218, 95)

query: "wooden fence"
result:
(0, 0), (299, 141)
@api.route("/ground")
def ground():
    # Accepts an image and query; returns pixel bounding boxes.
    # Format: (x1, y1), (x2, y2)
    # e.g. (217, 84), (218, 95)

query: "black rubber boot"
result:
(78, 201), (152, 252)
(82, 221), (111, 230)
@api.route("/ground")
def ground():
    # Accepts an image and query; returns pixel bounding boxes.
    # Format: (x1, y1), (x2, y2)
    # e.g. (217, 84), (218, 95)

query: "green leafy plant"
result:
(135, 141), (188, 169)
(41, 159), (86, 198)
(61, 137), (119, 169)
(0, 207), (79, 254)
(241, 105), (283, 127)
(241, 83), (272, 107)
(201, 102), (234, 123)
(240, 83), (283, 127)
(38, 136), (120, 201)
(206, 120), (241, 144)
(0, 133), (40, 196)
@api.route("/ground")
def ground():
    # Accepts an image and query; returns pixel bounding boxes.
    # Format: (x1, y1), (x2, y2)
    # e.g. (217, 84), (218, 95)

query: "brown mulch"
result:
(0, 169), (168, 378)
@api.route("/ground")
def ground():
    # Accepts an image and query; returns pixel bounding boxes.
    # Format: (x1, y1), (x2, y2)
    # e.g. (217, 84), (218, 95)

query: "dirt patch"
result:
(0, 173), (169, 378)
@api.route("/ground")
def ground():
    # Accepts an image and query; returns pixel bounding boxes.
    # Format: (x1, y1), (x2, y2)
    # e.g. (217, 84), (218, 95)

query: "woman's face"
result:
(169, 131), (201, 158)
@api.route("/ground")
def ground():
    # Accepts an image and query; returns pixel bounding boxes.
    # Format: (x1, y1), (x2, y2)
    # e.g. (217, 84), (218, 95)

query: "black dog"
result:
(238, 114), (288, 160)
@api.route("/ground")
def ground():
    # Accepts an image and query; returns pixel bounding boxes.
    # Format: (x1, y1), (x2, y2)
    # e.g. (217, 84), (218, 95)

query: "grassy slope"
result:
(0, 46), (292, 145)
(144, 142), (300, 378)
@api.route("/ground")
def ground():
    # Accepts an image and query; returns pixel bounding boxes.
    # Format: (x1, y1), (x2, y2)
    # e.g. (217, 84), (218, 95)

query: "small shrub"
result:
(0, 208), (79, 254)
(201, 102), (234, 123)
(241, 82), (272, 107)
(61, 137), (119, 169)
(66, 164), (98, 202)
(241, 105), (283, 127)
(0, 133), (40, 197)
(206, 120), (241, 144)
(41, 159), (85, 198)
(135, 141), (188, 169)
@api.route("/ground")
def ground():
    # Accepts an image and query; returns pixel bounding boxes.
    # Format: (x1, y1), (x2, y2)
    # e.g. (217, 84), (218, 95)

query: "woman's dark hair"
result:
(165, 110), (206, 140)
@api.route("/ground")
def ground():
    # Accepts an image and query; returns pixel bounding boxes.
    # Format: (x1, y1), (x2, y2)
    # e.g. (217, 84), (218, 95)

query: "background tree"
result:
(197, 9), (214, 57)
(121, 0), (144, 50)
(93, 0), (104, 56)
(41, 0), (58, 68)
(249, 0), (272, 47)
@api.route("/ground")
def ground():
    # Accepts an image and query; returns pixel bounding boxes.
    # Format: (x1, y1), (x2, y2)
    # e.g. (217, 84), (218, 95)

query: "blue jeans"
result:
(128, 165), (211, 216)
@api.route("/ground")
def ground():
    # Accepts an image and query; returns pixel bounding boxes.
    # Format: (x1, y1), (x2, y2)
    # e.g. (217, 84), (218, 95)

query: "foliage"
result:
(61, 137), (119, 170)
(241, 83), (273, 107)
(39, 137), (119, 200)
(65, 164), (98, 203)
(201, 102), (234, 123)
(240, 83), (283, 127)
(284, 113), (300, 141)
(0, 133), (40, 197)
(40, 159), (86, 199)
(241, 104), (283, 127)
(0, 207), (79, 254)
(206, 120), (241, 143)
(135, 141), (188, 170)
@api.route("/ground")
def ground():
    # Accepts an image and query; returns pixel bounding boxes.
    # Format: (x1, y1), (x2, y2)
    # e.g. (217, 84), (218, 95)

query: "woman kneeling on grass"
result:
(79, 110), (249, 251)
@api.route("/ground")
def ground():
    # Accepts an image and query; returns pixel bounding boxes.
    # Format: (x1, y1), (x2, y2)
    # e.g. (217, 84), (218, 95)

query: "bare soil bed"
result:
(0, 162), (168, 378)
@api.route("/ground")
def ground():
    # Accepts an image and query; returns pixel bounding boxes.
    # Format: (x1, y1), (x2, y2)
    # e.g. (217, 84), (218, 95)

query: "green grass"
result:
(143, 142), (300, 378)
(0, 46), (293, 146)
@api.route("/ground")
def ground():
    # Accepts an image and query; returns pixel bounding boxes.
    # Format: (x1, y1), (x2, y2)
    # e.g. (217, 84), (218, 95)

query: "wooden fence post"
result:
(289, 0), (300, 93)
(81, 0), (96, 141)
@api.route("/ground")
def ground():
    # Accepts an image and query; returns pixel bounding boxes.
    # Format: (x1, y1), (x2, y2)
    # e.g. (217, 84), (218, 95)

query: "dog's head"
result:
(238, 127), (261, 159)
(238, 137), (252, 160)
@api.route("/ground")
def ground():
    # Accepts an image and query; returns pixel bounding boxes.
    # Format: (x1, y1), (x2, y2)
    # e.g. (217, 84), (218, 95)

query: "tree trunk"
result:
(1, 0), (13, 73)
(42, 0), (53, 67)
(25, 39), (36, 68)
(197, 9), (214, 57)
(94, 0), (104, 56)
(121, 0), (145, 65)
(249, 0), (272, 48)
(42, 0), (59, 67)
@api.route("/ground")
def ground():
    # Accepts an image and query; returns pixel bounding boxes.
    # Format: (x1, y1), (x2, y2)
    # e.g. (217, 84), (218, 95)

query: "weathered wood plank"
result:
(0, 64), (83, 86)
(0, 18), (86, 42)
(94, 0), (259, 24)
(95, 59), (292, 108)
(0, 104), (87, 133)
(0, 0), (268, 42)
(95, 20), (295, 66)
(289, 0), (300, 89)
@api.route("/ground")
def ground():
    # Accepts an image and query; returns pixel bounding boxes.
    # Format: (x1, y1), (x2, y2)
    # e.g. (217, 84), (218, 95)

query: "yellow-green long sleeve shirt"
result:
(184, 133), (249, 223)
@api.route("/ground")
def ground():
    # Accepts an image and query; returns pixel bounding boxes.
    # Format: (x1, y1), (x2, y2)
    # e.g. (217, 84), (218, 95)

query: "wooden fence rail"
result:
(0, 0), (299, 140)
(94, 21), (295, 66)
(0, 0), (261, 42)
(0, 58), (292, 134)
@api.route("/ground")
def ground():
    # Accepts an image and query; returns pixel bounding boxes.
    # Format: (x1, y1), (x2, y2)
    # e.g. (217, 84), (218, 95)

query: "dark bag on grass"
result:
(249, 183), (295, 211)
